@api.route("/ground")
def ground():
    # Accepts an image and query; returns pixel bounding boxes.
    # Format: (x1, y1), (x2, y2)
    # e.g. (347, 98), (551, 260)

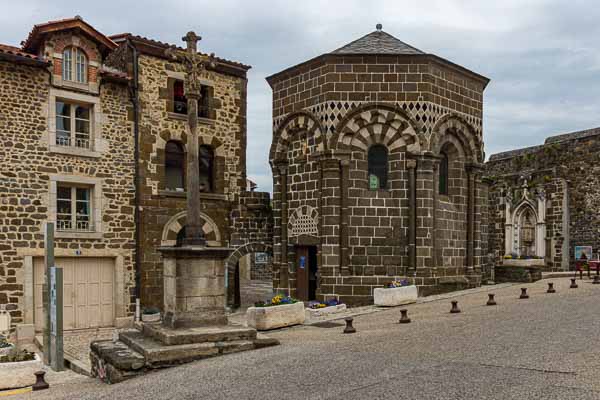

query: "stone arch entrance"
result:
(160, 211), (222, 247)
(225, 242), (273, 308)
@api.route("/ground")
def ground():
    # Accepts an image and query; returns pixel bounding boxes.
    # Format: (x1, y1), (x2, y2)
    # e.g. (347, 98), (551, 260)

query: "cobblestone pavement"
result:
(13, 277), (600, 400)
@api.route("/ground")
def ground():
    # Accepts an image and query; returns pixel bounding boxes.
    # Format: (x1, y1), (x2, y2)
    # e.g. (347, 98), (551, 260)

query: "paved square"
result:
(12, 278), (600, 400)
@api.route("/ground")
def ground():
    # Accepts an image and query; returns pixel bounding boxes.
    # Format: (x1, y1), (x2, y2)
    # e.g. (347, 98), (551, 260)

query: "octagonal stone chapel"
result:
(267, 25), (490, 305)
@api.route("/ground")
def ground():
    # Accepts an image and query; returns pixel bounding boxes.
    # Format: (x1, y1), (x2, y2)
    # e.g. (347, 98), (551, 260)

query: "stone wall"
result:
(0, 57), (136, 331)
(269, 50), (489, 305)
(129, 47), (252, 309)
(486, 128), (600, 272)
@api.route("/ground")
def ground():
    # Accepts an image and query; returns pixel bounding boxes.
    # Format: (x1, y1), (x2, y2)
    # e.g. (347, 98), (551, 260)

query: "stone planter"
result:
(141, 312), (161, 323)
(305, 304), (347, 320)
(0, 353), (42, 390)
(374, 285), (418, 307)
(246, 301), (305, 330)
(502, 259), (545, 268)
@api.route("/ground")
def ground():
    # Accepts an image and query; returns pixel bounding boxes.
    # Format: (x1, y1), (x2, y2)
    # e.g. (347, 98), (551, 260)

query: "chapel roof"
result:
(330, 26), (425, 55)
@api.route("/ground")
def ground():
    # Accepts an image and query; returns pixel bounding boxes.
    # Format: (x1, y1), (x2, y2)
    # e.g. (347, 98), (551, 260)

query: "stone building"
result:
(0, 17), (135, 335)
(106, 33), (270, 310)
(0, 17), (271, 335)
(485, 127), (600, 277)
(267, 25), (490, 304)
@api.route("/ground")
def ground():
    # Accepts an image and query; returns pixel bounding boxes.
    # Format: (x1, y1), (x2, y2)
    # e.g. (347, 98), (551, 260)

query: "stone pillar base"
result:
(158, 246), (233, 329)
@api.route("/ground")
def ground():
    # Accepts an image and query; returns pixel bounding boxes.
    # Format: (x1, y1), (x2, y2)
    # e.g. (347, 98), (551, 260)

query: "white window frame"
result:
(48, 174), (103, 239)
(55, 100), (92, 149)
(56, 184), (93, 232)
(62, 47), (88, 84)
(48, 88), (105, 158)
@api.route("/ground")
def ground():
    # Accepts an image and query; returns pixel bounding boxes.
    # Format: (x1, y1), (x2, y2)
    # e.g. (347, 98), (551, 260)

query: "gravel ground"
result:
(11, 278), (600, 400)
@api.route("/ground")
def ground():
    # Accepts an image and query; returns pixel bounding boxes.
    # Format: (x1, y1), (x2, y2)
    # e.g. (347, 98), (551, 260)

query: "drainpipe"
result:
(127, 39), (142, 320)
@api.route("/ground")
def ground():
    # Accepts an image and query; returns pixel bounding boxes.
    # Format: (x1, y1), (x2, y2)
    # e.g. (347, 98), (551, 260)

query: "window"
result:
(165, 141), (185, 191)
(172, 79), (212, 119)
(199, 145), (214, 192)
(56, 101), (91, 149)
(62, 47), (87, 83)
(57, 185), (92, 232)
(439, 152), (449, 195)
(368, 144), (388, 189)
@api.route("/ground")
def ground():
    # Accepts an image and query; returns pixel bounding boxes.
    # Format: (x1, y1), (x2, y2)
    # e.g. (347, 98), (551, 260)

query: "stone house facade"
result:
(485, 127), (600, 275)
(0, 17), (136, 335)
(0, 17), (272, 334)
(267, 26), (490, 305)
(105, 34), (269, 310)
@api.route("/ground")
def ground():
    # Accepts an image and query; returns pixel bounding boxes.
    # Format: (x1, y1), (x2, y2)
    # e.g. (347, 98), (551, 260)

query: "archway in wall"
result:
(225, 242), (274, 310)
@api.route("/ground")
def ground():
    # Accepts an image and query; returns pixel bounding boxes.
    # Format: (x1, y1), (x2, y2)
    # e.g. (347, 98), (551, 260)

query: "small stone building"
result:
(267, 26), (490, 304)
(486, 127), (600, 276)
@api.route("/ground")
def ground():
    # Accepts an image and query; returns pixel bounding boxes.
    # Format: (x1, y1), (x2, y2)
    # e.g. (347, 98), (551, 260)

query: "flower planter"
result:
(0, 353), (43, 390)
(305, 304), (347, 320)
(141, 312), (161, 323)
(502, 259), (545, 268)
(374, 285), (418, 307)
(246, 301), (305, 330)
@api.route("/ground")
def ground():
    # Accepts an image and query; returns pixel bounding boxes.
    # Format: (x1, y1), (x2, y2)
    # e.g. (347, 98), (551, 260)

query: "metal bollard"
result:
(343, 317), (356, 334)
(547, 282), (556, 293)
(399, 309), (411, 324)
(486, 293), (497, 306)
(519, 288), (529, 299)
(570, 278), (578, 289)
(593, 275), (600, 285)
(32, 371), (49, 391)
(450, 300), (461, 314)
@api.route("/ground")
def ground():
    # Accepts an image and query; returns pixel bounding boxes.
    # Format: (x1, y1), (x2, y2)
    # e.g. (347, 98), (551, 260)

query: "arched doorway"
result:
(225, 243), (274, 310)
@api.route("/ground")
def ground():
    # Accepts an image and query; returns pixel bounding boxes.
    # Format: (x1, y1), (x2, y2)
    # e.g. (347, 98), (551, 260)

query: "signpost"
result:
(43, 222), (63, 371)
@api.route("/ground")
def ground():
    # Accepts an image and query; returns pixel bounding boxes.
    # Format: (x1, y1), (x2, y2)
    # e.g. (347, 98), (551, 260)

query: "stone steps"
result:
(141, 323), (257, 346)
(119, 330), (220, 367)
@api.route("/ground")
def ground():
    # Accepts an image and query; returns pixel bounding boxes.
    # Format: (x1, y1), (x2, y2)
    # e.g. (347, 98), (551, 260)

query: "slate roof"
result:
(331, 30), (424, 55)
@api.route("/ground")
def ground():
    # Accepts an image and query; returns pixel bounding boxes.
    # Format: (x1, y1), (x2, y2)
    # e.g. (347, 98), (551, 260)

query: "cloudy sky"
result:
(2, 0), (599, 192)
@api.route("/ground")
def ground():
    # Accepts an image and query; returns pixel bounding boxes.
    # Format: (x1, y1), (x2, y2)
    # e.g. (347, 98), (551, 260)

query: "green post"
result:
(43, 222), (54, 366)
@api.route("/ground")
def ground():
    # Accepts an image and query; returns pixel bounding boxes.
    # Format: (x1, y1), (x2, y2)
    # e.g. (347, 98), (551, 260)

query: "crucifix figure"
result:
(166, 32), (216, 246)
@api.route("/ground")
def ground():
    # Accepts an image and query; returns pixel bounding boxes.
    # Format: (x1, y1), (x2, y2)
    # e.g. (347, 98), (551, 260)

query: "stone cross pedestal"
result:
(159, 246), (231, 328)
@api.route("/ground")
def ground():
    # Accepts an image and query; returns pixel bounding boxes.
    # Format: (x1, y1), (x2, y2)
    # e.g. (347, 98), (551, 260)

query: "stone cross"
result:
(166, 32), (216, 246)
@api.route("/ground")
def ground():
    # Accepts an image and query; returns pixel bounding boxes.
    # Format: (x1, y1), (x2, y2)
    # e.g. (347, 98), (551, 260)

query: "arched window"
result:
(62, 47), (88, 83)
(368, 144), (388, 189)
(165, 141), (185, 191)
(439, 152), (449, 195)
(199, 145), (214, 192)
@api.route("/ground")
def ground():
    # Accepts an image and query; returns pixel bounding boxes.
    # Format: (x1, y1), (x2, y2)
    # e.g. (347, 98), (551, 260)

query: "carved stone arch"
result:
(269, 111), (326, 163)
(224, 242), (273, 306)
(160, 210), (222, 246)
(331, 103), (421, 154)
(157, 131), (188, 152)
(199, 135), (226, 157)
(511, 200), (538, 226)
(431, 113), (483, 162)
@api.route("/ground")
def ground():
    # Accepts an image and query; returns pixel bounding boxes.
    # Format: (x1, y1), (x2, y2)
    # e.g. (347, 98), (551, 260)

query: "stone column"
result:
(339, 158), (350, 275)
(413, 154), (437, 279)
(406, 159), (417, 272)
(320, 156), (342, 280)
(466, 165), (476, 273)
(278, 164), (289, 293)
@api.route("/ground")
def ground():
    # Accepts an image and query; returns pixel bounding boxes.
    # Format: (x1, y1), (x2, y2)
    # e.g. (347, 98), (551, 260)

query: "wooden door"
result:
(295, 247), (309, 301)
(34, 257), (114, 331)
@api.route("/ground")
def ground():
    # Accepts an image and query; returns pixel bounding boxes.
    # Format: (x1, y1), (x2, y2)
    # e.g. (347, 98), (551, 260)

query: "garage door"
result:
(34, 257), (114, 331)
